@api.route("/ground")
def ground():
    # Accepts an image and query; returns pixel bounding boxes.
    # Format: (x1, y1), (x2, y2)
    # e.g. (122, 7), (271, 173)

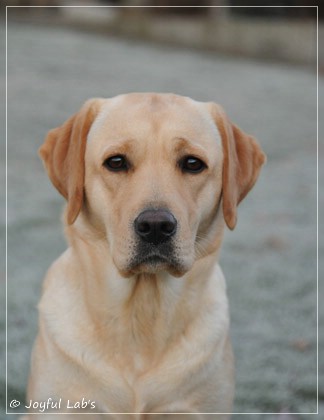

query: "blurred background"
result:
(1, 1), (322, 419)
(3, 0), (322, 66)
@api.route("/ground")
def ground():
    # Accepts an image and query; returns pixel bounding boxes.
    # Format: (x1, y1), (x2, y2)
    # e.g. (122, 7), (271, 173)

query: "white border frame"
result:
(5, 3), (319, 416)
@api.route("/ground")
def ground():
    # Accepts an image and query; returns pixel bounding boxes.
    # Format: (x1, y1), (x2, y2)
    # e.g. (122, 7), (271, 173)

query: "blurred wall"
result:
(4, 1), (320, 67)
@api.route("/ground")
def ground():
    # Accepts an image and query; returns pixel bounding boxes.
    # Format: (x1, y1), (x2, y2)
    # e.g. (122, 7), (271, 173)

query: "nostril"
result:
(137, 221), (151, 234)
(161, 221), (176, 235)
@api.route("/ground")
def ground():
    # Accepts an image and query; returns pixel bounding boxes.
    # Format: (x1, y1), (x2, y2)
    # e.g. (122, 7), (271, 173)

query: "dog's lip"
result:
(135, 253), (170, 266)
(128, 251), (177, 273)
(123, 252), (187, 278)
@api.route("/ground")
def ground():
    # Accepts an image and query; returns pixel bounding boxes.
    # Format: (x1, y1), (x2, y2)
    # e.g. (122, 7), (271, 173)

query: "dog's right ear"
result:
(39, 98), (104, 225)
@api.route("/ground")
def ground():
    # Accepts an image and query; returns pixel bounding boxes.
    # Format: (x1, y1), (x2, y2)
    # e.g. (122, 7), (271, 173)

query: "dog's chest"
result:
(70, 303), (183, 410)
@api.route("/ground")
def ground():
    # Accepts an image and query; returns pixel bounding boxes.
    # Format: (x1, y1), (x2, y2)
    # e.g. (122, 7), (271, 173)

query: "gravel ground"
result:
(2, 20), (322, 419)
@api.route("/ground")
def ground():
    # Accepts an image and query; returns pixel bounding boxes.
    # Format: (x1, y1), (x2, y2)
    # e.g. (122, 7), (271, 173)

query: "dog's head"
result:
(39, 93), (265, 277)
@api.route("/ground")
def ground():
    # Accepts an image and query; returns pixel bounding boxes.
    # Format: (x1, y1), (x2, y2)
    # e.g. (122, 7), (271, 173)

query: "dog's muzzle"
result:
(127, 209), (182, 274)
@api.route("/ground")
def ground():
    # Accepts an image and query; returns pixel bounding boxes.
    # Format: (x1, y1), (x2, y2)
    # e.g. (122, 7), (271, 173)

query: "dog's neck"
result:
(64, 218), (223, 369)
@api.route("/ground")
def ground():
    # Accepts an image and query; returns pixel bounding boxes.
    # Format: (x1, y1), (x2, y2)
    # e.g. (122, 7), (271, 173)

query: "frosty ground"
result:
(1, 21), (322, 419)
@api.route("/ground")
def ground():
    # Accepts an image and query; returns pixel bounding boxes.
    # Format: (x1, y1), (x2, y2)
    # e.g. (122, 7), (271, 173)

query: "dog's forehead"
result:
(88, 93), (221, 151)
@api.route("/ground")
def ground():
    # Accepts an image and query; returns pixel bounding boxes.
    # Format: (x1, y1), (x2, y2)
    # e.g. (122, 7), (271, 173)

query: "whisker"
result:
(194, 233), (214, 259)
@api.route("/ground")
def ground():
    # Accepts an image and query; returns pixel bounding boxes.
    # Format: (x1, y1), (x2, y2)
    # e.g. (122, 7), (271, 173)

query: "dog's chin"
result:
(118, 255), (188, 278)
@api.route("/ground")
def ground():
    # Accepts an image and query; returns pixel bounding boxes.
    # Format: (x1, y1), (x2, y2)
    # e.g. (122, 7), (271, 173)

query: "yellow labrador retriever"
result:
(24, 93), (265, 419)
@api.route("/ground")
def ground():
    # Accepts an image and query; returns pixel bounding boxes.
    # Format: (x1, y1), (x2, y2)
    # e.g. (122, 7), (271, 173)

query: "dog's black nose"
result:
(134, 209), (177, 245)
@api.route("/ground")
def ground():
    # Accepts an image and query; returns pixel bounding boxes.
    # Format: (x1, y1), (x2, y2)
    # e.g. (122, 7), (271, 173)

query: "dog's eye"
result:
(103, 155), (128, 172)
(180, 156), (206, 174)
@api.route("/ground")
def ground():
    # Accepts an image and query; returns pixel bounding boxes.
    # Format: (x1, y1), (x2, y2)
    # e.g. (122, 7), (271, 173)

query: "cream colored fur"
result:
(23, 93), (265, 419)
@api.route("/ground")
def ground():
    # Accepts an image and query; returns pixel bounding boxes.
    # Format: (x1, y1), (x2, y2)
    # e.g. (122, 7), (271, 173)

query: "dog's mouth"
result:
(140, 255), (169, 265)
(130, 252), (173, 271)
(127, 247), (185, 277)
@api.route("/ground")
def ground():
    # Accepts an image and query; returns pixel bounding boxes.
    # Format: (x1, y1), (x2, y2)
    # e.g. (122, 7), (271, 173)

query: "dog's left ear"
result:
(210, 103), (266, 230)
(39, 98), (104, 225)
